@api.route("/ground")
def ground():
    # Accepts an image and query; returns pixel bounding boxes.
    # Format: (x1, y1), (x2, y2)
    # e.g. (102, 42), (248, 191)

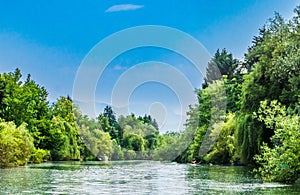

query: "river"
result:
(0, 161), (299, 194)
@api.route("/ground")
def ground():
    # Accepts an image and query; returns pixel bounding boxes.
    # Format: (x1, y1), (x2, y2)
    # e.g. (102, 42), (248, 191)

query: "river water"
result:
(0, 161), (299, 194)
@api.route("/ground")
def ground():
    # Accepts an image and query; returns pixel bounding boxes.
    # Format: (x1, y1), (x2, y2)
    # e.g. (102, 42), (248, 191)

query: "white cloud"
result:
(105, 4), (144, 13)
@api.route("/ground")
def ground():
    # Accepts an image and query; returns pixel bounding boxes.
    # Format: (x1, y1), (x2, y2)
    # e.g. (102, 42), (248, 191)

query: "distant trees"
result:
(152, 132), (180, 161)
(117, 114), (159, 159)
(99, 106), (120, 140)
(77, 113), (113, 161)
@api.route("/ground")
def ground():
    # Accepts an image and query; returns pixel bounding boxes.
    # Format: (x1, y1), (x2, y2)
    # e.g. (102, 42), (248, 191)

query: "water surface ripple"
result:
(0, 161), (299, 194)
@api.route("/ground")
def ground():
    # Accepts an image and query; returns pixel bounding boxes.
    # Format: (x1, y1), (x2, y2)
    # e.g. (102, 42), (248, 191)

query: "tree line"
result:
(0, 69), (165, 166)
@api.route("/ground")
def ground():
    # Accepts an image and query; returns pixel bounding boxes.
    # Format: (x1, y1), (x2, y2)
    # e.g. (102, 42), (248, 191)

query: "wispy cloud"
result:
(105, 4), (144, 13)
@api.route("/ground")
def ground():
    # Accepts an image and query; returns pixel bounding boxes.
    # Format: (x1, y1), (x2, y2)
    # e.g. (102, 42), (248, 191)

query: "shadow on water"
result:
(186, 164), (300, 194)
(187, 164), (255, 183)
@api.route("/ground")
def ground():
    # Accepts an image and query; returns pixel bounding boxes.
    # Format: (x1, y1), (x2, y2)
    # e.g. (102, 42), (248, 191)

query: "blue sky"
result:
(0, 0), (298, 131)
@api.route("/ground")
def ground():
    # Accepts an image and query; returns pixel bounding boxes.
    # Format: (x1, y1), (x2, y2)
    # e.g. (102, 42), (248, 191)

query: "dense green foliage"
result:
(181, 5), (300, 183)
(0, 122), (34, 167)
(203, 113), (237, 164)
(254, 101), (300, 183)
(0, 69), (162, 165)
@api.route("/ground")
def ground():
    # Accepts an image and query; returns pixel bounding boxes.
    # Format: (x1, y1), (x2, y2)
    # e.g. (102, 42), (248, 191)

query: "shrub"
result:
(0, 122), (34, 167)
(254, 101), (300, 183)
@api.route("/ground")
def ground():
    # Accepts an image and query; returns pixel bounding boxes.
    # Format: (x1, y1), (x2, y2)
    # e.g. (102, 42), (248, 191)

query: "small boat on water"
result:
(191, 159), (197, 164)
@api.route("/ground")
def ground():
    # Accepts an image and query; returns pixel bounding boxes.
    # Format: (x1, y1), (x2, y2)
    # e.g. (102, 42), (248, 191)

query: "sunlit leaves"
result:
(254, 101), (300, 183)
(0, 122), (34, 167)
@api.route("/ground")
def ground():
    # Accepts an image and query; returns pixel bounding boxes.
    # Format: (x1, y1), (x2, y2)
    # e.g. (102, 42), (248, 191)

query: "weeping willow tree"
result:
(234, 114), (263, 164)
(49, 97), (81, 161)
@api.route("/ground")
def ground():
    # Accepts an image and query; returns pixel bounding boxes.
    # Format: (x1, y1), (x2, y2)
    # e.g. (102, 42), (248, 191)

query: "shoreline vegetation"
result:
(0, 5), (299, 184)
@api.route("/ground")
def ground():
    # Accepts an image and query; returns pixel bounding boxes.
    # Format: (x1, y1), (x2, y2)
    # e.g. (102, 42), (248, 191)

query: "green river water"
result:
(0, 161), (299, 194)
